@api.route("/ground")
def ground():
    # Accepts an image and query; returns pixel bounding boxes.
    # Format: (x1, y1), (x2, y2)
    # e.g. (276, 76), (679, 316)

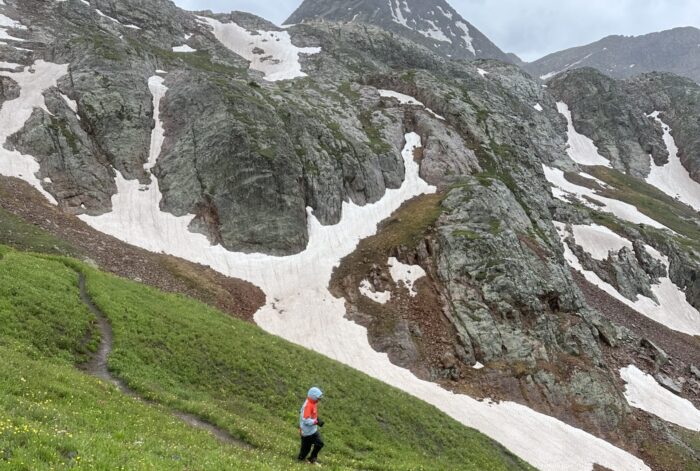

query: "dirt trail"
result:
(78, 273), (250, 448)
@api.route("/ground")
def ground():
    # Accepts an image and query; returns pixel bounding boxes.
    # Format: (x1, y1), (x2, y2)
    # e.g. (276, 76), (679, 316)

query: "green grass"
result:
(0, 246), (533, 470)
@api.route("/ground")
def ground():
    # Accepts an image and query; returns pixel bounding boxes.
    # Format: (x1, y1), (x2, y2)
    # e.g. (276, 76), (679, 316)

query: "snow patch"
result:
(477, 68), (488, 77)
(621, 365), (700, 431)
(557, 101), (611, 166)
(378, 89), (445, 120)
(0, 61), (69, 203)
(534, 103), (543, 112)
(60, 93), (78, 114)
(555, 223), (700, 336)
(200, 16), (320, 82)
(0, 13), (26, 42)
(543, 165), (666, 229)
(472, 362), (484, 370)
(0, 61), (22, 70)
(172, 44), (196, 53)
(455, 21), (475, 54)
(646, 112), (700, 211)
(417, 19), (450, 43)
(389, 0), (409, 27)
(571, 224), (632, 260)
(359, 280), (391, 304)
(388, 257), (426, 296)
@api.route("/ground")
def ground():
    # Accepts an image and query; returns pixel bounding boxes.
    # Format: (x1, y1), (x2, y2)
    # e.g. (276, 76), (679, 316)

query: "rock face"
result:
(285, 0), (514, 63)
(526, 26), (700, 83)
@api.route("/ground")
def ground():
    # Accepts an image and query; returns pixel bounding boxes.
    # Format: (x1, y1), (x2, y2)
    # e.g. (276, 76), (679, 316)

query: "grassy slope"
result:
(0, 245), (533, 470)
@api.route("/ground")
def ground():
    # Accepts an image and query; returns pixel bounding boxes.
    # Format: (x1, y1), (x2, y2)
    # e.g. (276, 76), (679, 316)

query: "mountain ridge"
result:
(525, 26), (700, 82)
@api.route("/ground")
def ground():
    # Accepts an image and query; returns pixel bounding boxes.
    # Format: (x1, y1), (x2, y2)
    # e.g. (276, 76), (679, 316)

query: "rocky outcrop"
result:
(548, 68), (666, 176)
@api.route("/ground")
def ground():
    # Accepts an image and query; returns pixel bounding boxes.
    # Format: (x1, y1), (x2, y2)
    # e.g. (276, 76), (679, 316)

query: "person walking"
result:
(298, 386), (325, 465)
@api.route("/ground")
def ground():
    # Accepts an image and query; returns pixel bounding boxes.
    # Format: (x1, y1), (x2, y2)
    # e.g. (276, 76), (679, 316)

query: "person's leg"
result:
(298, 435), (313, 461)
(308, 432), (324, 462)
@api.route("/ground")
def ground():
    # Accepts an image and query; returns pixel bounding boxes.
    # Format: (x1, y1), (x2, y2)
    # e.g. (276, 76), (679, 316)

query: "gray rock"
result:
(0, 76), (20, 105)
(654, 373), (684, 396)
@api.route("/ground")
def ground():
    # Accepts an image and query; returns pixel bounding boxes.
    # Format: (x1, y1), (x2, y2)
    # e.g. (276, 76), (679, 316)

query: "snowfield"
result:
(557, 101), (611, 167)
(621, 365), (700, 431)
(199, 16), (320, 81)
(0, 61), (652, 470)
(555, 222), (700, 336)
(646, 111), (700, 211)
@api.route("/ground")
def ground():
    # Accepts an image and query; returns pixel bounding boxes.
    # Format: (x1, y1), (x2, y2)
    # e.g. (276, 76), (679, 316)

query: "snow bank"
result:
(388, 257), (425, 296)
(621, 365), (700, 431)
(555, 223), (700, 336)
(0, 61), (69, 203)
(359, 280), (391, 304)
(543, 165), (666, 229)
(646, 112), (700, 211)
(199, 16), (320, 81)
(557, 101), (611, 167)
(378, 89), (445, 120)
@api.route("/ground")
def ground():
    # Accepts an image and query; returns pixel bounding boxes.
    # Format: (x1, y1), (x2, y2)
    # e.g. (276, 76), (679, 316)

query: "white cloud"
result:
(173, 1), (700, 61)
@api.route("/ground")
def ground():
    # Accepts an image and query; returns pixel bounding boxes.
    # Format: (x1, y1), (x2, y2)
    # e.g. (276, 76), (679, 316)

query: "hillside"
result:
(0, 239), (531, 470)
(525, 27), (700, 83)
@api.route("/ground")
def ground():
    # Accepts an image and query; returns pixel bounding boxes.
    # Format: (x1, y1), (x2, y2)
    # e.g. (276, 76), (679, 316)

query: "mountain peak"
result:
(285, 0), (513, 63)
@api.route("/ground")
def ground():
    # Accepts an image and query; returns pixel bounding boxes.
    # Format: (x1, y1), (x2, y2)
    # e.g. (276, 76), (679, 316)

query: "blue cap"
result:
(308, 387), (323, 400)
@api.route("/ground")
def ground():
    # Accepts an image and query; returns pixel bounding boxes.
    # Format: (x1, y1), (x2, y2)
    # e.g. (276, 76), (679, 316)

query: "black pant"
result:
(298, 432), (324, 462)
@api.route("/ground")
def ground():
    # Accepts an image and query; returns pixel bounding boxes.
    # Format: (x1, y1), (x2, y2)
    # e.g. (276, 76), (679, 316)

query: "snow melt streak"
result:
(621, 365), (700, 431)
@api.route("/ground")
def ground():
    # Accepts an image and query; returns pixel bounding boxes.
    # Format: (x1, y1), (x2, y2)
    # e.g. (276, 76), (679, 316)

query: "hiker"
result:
(298, 386), (325, 464)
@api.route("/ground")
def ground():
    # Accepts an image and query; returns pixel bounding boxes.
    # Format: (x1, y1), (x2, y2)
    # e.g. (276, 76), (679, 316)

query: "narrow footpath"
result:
(77, 273), (250, 448)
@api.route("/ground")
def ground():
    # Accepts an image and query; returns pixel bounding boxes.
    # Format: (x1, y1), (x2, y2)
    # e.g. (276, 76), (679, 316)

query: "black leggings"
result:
(298, 432), (324, 462)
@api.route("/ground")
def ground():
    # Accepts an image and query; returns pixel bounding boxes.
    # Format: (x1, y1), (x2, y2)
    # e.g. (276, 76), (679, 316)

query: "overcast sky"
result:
(174, 0), (700, 61)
